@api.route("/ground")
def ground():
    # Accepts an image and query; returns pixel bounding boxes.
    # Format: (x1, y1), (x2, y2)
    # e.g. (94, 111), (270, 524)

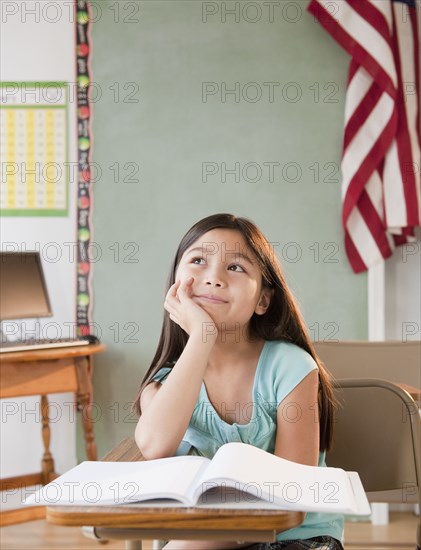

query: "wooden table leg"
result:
(75, 355), (97, 460)
(41, 395), (56, 483)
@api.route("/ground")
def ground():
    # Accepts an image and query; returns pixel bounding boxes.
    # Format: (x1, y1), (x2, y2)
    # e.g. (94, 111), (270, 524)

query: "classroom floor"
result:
(0, 512), (418, 550)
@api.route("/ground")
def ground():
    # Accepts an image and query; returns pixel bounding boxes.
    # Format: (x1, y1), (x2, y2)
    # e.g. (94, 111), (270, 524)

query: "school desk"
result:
(46, 437), (305, 550)
(47, 504), (304, 550)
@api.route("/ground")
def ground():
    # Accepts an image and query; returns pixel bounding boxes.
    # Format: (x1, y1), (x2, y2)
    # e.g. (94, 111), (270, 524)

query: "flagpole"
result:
(368, 262), (385, 341)
(368, 261), (389, 525)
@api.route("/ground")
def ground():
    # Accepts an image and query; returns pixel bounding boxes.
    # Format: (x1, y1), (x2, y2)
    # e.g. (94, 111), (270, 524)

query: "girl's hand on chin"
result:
(164, 277), (217, 339)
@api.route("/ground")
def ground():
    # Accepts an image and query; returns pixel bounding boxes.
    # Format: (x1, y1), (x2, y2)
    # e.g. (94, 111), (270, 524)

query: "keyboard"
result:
(0, 336), (98, 353)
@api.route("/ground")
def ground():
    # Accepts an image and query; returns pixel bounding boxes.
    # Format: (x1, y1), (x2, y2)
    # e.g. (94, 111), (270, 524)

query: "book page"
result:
(124, 489), (282, 509)
(192, 442), (363, 514)
(24, 456), (209, 506)
(346, 472), (372, 517)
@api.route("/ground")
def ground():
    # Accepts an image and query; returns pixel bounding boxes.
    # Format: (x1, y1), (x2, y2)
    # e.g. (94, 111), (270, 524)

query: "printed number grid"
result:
(0, 86), (68, 216)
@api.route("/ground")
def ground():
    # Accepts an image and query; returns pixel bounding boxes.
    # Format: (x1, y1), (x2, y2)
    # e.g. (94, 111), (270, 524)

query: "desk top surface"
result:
(0, 343), (106, 363)
(47, 504), (304, 532)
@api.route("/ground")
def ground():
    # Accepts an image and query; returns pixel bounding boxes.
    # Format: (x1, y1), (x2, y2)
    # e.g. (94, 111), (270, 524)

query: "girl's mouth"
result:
(194, 294), (228, 304)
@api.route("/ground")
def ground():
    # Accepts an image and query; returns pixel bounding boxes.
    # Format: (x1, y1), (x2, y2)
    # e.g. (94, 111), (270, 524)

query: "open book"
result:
(24, 442), (371, 515)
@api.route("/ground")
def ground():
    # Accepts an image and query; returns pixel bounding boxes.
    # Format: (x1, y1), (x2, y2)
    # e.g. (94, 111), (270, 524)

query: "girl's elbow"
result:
(134, 427), (173, 460)
(137, 442), (173, 460)
(134, 422), (151, 458)
(139, 446), (170, 460)
(134, 425), (154, 458)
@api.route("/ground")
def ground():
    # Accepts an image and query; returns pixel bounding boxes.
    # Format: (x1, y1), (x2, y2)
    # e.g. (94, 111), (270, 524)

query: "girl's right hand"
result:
(164, 277), (217, 339)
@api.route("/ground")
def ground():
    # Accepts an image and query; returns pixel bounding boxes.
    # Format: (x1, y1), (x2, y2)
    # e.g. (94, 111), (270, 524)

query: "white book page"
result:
(346, 472), (371, 517)
(124, 490), (282, 510)
(191, 443), (360, 514)
(24, 456), (209, 506)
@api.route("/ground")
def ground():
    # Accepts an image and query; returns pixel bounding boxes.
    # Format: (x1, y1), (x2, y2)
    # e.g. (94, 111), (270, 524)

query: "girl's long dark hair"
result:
(133, 213), (337, 452)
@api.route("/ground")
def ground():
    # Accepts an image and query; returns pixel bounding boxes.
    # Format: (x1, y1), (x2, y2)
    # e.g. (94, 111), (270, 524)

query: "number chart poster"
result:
(0, 82), (69, 216)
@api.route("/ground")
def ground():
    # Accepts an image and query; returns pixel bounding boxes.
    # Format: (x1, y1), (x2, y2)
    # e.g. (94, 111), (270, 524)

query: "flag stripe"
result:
(344, 231), (367, 273)
(364, 168), (387, 224)
(348, 0), (391, 44)
(392, 4), (421, 224)
(358, 189), (392, 254)
(344, 64), (373, 125)
(343, 80), (383, 149)
(342, 94), (397, 215)
(412, 7), (421, 145)
(345, 207), (386, 267)
(368, 0), (393, 32)
(383, 140), (409, 227)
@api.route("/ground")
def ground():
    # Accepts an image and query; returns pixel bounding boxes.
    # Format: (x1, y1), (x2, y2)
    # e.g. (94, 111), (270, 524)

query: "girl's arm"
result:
(135, 332), (215, 459)
(273, 370), (319, 525)
(135, 278), (217, 459)
(274, 369), (320, 466)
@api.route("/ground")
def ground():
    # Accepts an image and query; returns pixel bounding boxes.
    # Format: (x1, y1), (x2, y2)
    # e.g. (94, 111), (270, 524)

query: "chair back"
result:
(313, 340), (421, 389)
(327, 378), (420, 510)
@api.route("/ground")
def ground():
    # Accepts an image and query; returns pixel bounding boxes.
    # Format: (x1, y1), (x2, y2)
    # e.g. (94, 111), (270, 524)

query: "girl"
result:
(134, 213), (344, 550)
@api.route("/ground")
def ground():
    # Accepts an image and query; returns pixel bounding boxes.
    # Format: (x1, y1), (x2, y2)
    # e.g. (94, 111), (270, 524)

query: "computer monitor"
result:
(0, 252), (53, 320)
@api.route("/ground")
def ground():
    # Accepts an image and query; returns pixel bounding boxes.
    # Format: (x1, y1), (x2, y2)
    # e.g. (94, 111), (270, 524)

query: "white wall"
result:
(0, 0), (78, 499)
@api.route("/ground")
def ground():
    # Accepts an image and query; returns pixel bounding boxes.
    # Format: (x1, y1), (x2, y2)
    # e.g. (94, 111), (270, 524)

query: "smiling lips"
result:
(194, 294), (228, 304)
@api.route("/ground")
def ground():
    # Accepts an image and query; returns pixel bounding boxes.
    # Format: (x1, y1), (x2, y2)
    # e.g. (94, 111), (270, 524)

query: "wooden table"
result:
(0, 343), (105, 526)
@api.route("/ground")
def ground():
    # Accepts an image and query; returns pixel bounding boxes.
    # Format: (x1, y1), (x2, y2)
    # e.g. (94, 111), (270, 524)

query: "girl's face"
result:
(175, 228), (272, 333)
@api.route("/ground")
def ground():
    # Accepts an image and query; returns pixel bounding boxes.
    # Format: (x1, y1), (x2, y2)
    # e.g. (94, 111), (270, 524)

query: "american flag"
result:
(308, 0), (421, 273)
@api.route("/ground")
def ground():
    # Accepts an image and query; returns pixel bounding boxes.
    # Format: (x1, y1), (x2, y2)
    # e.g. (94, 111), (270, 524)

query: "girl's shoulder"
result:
(257, 340), (318, 403)
(263, 339), (318, 369)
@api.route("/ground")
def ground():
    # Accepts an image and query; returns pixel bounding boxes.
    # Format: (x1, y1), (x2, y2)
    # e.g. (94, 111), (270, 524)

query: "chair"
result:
(313, 340), (421, 390)
(314, 340), (421, 527)
(327, 378), (421, 549)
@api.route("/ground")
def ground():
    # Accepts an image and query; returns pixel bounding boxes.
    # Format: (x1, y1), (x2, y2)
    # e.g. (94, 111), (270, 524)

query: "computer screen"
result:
(0, 252), (53, 320)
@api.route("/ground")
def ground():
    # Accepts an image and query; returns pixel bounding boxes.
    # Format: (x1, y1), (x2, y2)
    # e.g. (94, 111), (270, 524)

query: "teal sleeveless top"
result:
(152, 339), (344, 543)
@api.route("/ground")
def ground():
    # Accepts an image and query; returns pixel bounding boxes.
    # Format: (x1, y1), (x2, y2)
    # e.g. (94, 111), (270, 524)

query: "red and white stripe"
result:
(308, 0), (421, 273)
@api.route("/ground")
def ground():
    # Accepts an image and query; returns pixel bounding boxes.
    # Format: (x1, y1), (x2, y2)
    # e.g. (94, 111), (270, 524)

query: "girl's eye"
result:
(191, 257), (205, 265)
(228, 264), (245, 272)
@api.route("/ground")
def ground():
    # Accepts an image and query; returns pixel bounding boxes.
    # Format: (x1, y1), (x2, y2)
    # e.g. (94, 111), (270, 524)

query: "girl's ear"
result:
(255, 287), (274, 315)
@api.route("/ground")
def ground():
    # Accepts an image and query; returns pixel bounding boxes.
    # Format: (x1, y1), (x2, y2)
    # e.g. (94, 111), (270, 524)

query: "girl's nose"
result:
(205, 280), (222, 287)
(204, 268), (225, 287)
